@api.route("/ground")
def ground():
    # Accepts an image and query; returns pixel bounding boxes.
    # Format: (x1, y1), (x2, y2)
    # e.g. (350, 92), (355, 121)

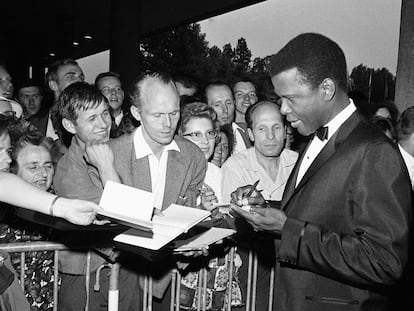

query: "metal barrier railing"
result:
(0, 240), (275, 311)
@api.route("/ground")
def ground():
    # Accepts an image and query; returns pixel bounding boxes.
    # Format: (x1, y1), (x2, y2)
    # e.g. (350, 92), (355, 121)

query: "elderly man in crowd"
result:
(222, 101), (297, 202)
(222, 101), (298, 310)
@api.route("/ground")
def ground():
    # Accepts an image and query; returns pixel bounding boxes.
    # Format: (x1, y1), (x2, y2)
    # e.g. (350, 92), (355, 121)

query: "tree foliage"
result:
(350, 64), (395, 102)
(136, 23), (394, 102)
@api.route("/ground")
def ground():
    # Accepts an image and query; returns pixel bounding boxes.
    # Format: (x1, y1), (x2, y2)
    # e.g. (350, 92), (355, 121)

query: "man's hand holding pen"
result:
(230, 180), (265, 209)
(229, 181), (287, 235)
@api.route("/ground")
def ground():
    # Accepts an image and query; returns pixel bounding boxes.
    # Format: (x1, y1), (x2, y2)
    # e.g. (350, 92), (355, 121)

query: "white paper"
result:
(99, 180), (154, 222)
(172, 227), (236, 252)
(114, 204), (211, 250)
(152, 204), (210, 231)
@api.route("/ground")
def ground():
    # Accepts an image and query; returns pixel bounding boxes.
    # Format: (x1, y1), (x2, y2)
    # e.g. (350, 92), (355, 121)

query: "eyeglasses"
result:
(101, 86), (123, 95)
(182, 130), (218, 141)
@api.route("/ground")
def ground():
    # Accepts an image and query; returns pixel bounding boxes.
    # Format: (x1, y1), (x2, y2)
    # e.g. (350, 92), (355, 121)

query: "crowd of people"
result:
(0, 31), (413, 311)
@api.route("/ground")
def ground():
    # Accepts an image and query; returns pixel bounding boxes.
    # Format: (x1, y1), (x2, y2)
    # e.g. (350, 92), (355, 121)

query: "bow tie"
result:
(315, 126), (329, 141)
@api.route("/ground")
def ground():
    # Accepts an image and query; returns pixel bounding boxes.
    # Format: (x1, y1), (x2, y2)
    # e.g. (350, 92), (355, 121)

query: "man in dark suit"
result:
(231, 33), (412, 311)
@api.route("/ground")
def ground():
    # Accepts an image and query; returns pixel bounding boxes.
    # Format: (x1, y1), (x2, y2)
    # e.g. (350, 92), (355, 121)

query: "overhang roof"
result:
(3, 0), (264, 79)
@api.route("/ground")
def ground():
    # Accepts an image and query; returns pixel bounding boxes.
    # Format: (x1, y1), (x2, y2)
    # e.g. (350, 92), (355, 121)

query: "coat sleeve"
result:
(183, 150), (207, 208)
(278, 141), (412, 287)
(54, 159), (103, 204)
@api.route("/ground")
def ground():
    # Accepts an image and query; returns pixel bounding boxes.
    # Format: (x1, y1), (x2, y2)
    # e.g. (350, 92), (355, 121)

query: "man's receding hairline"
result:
(140, 77), (178, 108)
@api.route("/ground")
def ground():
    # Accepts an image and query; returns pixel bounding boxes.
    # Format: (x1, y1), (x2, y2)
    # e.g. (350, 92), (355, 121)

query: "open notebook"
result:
(98, 181), (212, 250)
(114, 204), (212, 250)
(98, 180), (154, 232)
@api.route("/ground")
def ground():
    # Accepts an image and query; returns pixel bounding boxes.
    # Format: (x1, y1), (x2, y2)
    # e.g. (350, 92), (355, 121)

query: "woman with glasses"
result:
(178, 102), (244, 310)
(179, 102), (222, 207)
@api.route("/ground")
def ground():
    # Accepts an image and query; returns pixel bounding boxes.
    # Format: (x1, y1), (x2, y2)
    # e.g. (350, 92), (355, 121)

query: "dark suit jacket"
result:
(274, 112), (412, 311)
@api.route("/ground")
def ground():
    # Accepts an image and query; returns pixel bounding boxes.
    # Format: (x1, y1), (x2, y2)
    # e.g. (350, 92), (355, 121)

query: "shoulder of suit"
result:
(174, 136), (205, 160)
(108, 131), (134, 148)
(350, 120), (393, 145)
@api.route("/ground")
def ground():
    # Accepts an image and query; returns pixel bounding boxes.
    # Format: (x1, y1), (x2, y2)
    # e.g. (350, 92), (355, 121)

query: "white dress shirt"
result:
(114, 110), (124, 126)
(398, 144), (414, 189)
(46, 112), (59, 140)
(296, 99), (357, 186)
(232, 122), (249, 154)
(133, 126), (180, 210)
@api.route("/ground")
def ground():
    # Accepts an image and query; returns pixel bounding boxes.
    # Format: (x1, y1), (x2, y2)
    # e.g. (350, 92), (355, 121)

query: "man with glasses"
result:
(95, 71), (138, 137)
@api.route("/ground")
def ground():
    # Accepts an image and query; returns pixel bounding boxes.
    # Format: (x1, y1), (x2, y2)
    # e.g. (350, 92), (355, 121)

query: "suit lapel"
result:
(130, 136), (152, 192)
(131, 154), (152, 192)
(281, 143), (310, 208)
(281, 112), (362, 211)
(162, 150), (186, 210)
(236, 122), (252, 148)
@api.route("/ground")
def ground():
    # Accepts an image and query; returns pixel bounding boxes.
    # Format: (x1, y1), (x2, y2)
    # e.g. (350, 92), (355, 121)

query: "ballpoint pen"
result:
(246, 179), (260, 197)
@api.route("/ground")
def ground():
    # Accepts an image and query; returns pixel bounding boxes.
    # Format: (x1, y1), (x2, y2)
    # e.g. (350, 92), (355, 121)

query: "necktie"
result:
(316, 126), (329, 141)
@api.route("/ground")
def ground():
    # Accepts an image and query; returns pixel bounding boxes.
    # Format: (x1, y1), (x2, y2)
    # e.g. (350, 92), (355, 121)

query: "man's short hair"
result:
(232, 76), (256, 91)
(46, 58), (79, 85)
(267, 32), (348, 92)
(204, 80), (232, 102)
(397, 106), (414, 140)
(58, 82), (108, 123)
(245, 101), (282, 129)
(18, 79), (43, 94)
(94, 71), (122, 86)
(129, 72), (177, 111)
(174, 75), (198, 90)
(10, 131), (53, 173)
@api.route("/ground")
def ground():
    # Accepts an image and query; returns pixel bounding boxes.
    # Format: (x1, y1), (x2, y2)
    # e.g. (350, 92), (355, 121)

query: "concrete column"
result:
(395, 0), (414, 112)
(109, 0), (142, 90)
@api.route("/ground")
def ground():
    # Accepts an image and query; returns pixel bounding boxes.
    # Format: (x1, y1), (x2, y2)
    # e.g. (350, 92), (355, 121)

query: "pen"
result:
(246, 179), (260, 197)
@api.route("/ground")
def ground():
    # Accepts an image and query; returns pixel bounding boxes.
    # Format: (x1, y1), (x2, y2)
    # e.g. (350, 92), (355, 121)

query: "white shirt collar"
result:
(319, 99), (357, 141)
(398, 144), (414, 169)
(114, 110), (124, 126)
(232, 122), (246, 132)
(133, 126), (180, 159)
